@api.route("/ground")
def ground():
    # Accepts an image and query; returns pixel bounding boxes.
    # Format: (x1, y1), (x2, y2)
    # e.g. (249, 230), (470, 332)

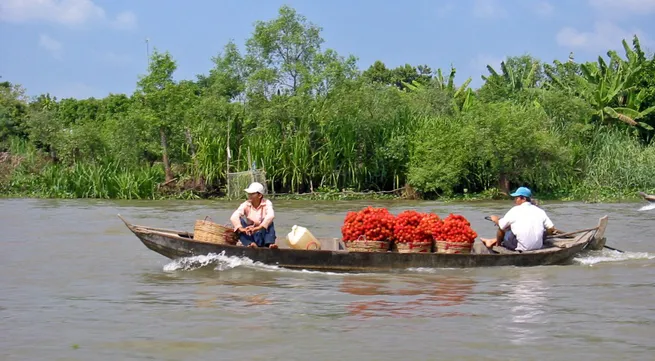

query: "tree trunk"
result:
(184, 128), (200, 170)
(160, 126), (174, 182)
(498, 172), (510, 195)
(184, 128), (204, 190)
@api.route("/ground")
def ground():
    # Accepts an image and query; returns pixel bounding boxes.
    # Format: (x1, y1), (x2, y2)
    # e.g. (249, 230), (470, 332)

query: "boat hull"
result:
(122, 216), (601, 272)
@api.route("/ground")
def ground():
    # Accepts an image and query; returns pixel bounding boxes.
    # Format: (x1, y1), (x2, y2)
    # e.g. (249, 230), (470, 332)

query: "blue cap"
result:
(510, 186), (532, 198)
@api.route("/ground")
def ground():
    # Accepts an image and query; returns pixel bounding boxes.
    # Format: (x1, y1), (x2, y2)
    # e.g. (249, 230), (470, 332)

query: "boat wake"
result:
(574, 250), (655, 266)
(161, 250), (654, 273)
(162, 252), (353, 276)
(163, 251), (282, 272)
(638, 203), (655, 211)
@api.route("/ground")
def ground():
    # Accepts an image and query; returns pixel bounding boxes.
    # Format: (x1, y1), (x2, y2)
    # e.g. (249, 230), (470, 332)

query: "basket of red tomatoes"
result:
(392, 210), (435, 253)
(341, 206), (395, 252)
(433, 214), (478, 254)
(341, 207), (477, 254)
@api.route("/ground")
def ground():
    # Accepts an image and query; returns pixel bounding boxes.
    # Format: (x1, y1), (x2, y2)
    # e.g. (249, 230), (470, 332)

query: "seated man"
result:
(229, 182), (278, 249)
(481, 187), (557, 252)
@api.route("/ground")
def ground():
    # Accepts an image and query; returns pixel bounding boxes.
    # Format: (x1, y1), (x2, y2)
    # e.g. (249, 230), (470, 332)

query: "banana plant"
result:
(481, 56), (541, 91)
(400, 65), (473, 113)
(546, 35), (653, 129)
(577, 40), (653, 128)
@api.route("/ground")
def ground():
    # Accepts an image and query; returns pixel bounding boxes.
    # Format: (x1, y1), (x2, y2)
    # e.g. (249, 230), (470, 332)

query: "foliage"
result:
(407, 102), (565, 196)
(1, 6), (655, 201)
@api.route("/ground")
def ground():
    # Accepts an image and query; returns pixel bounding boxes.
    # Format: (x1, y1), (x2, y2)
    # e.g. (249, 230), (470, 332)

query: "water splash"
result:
(162, 250), (653, 273)
(162, 252), (357, 276)
(406, 267), (459, 273)
(163, 251), (282, 272)
(638, 203), (655, 211)
(574, 250), (655, 266)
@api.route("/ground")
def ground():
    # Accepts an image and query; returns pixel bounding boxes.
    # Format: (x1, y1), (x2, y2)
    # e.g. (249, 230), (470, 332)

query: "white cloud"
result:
(0, 0), (136, 29)
(111, 11), (136, 30)
(556, 21), (648, 53)
(473, 0), (507, 19)
(534, 1), (554, 16)
(589, 0), (655, 14)
(39, 33), (63, 59)
(0, 0), (104, 25)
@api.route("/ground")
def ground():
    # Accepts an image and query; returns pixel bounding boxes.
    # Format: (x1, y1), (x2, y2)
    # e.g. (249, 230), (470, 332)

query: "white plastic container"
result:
(287, 225), (321, 250)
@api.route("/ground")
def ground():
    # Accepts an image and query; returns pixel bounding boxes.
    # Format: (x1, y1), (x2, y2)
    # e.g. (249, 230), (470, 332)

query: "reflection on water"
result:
(502, 272), (549, 345)
(2, 198), (654, 361)
(339, 275), (476, 319)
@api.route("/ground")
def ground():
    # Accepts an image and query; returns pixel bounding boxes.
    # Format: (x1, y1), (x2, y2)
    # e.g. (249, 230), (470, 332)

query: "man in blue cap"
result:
(481, 186), (558, 251)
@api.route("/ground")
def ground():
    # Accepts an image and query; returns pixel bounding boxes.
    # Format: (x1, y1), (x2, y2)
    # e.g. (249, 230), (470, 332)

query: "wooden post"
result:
(247, 147), (254, 184)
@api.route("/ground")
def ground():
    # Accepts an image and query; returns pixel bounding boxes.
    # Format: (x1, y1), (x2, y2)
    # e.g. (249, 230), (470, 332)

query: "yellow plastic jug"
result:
(287, 225), (321, 250)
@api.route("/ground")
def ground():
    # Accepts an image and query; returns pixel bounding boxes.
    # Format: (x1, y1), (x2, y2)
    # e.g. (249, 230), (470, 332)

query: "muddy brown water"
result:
(1, 198), (654, 360)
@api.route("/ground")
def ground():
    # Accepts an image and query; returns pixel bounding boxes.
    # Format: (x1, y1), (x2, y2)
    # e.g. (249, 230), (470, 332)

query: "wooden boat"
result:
(118, 215), (608, 272)
(639, 191), (655, 202)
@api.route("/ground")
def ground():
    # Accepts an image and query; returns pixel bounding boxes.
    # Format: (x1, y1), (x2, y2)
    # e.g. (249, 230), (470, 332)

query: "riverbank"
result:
(2, 187), (651, 203)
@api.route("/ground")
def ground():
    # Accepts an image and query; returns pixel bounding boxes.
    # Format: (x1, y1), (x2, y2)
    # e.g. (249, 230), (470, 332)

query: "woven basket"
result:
(395, 241), (433, 253)
(193, 217), (238, 245)
(435, 240), (472, 254)
(343, 237), (390, 252)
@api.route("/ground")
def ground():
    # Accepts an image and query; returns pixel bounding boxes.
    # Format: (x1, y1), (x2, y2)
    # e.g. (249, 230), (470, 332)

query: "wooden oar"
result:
(548, 227), (624, 252)
(546, 227), (598, 239)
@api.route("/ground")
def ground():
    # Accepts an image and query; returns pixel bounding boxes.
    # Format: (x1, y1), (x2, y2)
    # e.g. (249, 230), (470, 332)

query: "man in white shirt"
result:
(481, 187), (558, 251)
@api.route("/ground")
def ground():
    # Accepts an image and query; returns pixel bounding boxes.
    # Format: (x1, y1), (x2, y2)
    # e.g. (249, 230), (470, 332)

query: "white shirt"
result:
(498, 202), (555, 251)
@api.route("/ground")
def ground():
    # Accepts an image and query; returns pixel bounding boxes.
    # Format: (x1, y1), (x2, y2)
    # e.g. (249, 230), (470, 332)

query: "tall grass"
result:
(7, 162), (163, 199)
(572, 128), (655, 200)
(232, 86), (421, 193)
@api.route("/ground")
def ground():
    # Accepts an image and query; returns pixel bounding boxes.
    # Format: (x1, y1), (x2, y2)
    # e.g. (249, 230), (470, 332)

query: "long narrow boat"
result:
(118, 215), (608, 272)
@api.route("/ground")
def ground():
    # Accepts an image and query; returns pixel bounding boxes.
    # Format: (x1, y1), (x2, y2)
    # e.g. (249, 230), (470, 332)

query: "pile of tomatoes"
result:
(394, 210), (433, 244)
(341, 207), (477, 244)
(418, 213), (443, 239)
(341, 206), (395, 242)
(438, 213), (478, 244)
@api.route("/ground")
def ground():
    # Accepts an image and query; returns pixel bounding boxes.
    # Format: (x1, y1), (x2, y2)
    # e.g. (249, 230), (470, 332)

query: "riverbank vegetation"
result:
(1, 6), (654, 201)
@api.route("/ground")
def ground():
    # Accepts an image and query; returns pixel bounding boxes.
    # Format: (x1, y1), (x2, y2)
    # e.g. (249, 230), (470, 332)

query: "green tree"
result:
(244, 5), (324, 97)
(0, 80), (29, 144)
(135, 50), (198, 182)
(243, 5), (357, 99)
(479, 55), (543, 102)
(204, 41), (248, 100)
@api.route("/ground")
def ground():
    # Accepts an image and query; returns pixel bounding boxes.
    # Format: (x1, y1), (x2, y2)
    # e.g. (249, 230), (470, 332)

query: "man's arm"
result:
(544, 214), (558, 235)
(492, 208), (515, 230)
(259, 201), (275, 229)
(230, 202), (247, 231)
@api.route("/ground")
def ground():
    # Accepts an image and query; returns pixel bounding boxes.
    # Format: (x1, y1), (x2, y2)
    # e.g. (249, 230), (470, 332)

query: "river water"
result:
(1, 198), (653, 360)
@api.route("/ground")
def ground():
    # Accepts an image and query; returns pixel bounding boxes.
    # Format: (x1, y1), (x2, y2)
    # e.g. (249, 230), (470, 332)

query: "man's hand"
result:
(490, 215), (500, 224)
(246, 225), (264, 235)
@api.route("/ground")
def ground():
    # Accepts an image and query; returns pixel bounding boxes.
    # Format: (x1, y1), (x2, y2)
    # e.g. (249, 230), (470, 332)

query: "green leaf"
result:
(638, 122), (654, 131)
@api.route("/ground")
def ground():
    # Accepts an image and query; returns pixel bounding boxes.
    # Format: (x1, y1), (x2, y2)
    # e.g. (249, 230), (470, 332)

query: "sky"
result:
(1, 0), (654, 100)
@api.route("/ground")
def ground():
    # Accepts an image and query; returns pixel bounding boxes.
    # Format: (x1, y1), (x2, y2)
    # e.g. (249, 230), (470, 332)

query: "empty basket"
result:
(193, 217), (239, 245)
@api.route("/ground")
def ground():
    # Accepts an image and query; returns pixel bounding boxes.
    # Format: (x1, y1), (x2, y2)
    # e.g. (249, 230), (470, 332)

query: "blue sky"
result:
(1, 0), (654, 99)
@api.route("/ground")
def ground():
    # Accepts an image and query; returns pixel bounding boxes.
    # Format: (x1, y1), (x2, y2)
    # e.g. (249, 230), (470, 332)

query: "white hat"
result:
(244, 182), (265, 194)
